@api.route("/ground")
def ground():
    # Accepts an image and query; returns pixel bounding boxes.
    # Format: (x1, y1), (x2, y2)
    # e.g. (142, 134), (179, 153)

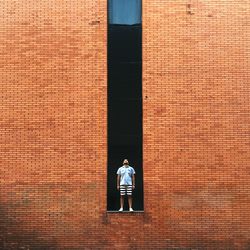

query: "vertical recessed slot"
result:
(107, 0), (143, 211)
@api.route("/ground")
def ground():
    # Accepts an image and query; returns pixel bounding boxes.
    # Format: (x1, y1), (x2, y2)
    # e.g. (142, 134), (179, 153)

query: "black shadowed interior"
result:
(107, 23), (143, 211)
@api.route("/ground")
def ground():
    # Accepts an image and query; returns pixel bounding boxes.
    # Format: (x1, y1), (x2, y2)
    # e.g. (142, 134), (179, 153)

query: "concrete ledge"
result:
(107, 210), (144, 213)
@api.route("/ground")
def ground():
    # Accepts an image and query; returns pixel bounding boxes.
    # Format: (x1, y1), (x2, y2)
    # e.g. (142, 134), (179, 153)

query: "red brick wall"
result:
(0, 0), (249, 249)
(143, 0), (250, 249)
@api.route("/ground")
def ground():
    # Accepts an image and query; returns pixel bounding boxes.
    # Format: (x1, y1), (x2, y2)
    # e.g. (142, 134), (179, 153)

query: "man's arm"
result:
(132, 174), (135, 189)
(117, 175), (120, 190)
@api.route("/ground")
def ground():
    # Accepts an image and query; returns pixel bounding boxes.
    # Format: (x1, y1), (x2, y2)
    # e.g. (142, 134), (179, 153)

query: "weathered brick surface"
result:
(0, 0), (249, 249)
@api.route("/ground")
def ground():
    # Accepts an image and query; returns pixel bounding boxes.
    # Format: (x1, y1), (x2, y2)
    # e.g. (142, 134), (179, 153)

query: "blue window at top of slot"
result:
(109, 0), (142, 25)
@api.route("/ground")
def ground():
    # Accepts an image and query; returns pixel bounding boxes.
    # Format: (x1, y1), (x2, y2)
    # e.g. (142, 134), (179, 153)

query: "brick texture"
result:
(0, 0), (249, 249)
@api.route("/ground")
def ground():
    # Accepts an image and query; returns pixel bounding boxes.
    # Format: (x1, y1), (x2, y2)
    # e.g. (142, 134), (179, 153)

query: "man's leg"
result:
(127, 185), (133, 210)
(128, 195), (133, 209)
(119, 186), (125, 211)
(120, 195), (124, 209)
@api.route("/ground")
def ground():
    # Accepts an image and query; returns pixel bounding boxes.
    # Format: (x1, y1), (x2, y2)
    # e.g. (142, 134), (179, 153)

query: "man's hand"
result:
(117, 185), (120, 190)
(132, 185), (135, 190)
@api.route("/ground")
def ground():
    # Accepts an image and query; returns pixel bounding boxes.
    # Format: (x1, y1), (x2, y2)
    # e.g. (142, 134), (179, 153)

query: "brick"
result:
(0, 0), (249, 249)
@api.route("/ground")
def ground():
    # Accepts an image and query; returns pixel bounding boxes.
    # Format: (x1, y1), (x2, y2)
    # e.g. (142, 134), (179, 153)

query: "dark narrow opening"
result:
(107, 0), (143, 211)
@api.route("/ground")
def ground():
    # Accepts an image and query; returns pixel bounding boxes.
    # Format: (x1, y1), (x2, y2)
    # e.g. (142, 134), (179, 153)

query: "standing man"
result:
(117, 159), (136, 212)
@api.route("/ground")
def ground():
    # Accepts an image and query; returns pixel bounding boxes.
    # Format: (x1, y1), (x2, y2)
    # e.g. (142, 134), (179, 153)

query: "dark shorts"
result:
(120, 185), (133, 196)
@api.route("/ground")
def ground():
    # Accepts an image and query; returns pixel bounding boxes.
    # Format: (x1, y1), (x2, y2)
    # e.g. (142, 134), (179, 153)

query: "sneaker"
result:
(119, 208), (123, 212)
(129, 208), (134, 212)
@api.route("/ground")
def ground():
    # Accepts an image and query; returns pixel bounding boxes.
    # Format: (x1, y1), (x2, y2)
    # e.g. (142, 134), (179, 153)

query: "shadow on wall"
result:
(0, 204), (57, 250)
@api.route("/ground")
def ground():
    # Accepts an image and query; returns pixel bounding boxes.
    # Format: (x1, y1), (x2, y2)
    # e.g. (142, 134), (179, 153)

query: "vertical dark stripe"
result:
(107, 1), (143, 211)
